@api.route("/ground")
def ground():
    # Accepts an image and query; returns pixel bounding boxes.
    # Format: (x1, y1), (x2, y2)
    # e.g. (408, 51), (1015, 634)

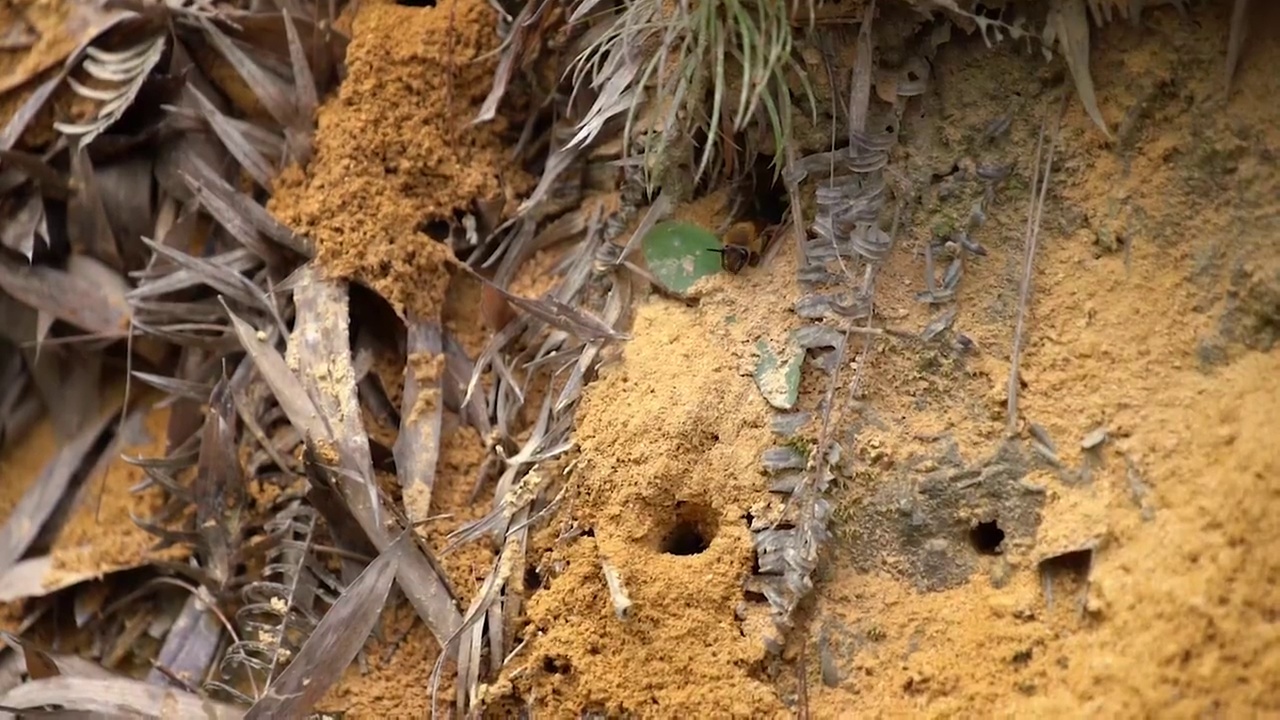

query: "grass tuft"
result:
(568, 0), (817, 194)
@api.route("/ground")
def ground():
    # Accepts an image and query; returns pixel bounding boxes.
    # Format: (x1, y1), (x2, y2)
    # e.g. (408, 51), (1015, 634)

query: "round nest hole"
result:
(656, 501), (717, 556)
(969, 519), (1006, 555)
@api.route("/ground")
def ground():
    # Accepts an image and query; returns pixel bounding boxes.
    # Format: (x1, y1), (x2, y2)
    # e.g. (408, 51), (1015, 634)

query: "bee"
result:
(711, 221), (763, 274)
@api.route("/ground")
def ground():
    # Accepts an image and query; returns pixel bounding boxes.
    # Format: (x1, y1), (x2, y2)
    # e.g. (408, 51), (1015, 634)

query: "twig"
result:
(1007, 101), (1064, 436)
(601, 560), (633, 621)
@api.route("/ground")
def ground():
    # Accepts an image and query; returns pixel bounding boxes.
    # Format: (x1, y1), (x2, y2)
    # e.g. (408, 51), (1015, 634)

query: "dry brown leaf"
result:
(199, 17), (295, 126)
(0, 676), (243, 718)
(224, 305), (327, 442)
(68, 149), (123, 269)
(190, 85), (277, 190)
(181, 154), (309, 257)
(394, 314), (444, 525)
(129, 247), (260, 302)
(0, 2), (133, 95)
(281, 8), (318, 126)
(227, 11), (347, 91)
(0, 255), (131, 336)
(0, 150), (71, 198)
(153, 42), (234, 203)
(229, 295), (463, 654)
(0, 397), (120, 580)
(195, 375), (244, 589)
(0, 365), (40, 451)
(465, 263), (627, 342)
(0, 556), (57, 603)
(0, 188), (46, 261)
(1045, 0), (1112, 139)
(290, 268), (379, 521)
(140, 237), (277, 316)
(25, 344), (103, 441)
(94, 156), (155, 271)
(475, 0), (545, 125)
(145, 592), (223, 689)
(244, 534), (406, 719)
(1, 73), (62, 153)
(1, 634), (115, 681)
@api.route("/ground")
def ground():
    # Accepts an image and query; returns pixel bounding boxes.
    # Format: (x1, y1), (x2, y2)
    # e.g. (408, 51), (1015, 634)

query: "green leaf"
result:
(754, 334), (803, 410)
(641, 221), (723, 294)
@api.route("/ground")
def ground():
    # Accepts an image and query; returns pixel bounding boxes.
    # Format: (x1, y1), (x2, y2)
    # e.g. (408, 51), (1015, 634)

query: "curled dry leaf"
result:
(55, 33), (169, 148)
(244, 534), (407, 719)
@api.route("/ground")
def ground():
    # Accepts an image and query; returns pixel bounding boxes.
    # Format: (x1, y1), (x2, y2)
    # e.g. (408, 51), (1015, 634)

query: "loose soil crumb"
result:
(319, 600), (441, 716)
(321, 422), (494, 713)
(499, 189), (811, 716)
(0, 417), (57, 526)
(269, 0), (527, 320)
(47, 402), (190, 587)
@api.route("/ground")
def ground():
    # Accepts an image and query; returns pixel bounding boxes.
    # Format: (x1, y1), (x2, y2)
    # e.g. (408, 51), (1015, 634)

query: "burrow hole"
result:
(1039, 548), (1094, 585)
(969, 519), (1006, 555)
(657, 501), (717, 556)
(417, 218), (451, 241)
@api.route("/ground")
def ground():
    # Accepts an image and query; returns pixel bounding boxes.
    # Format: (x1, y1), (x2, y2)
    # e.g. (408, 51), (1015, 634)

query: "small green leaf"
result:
(641, 221), (723, 294)
(754, 335), (802, 411)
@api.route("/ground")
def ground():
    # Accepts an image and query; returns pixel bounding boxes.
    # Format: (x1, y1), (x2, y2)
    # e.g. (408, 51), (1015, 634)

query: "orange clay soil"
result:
(45, 400), (191, 588)
(2, 0), (1273, 716)
(488, 2), (1280, 717)
(268, 0), (530, 321)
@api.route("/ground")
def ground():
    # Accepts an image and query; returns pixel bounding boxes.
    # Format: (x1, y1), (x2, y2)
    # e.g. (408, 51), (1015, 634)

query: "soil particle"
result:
(47, 402), (190, 584)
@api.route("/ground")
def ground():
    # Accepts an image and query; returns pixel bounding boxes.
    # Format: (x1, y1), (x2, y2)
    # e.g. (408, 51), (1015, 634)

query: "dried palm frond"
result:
(742, 0), (924, 654)
(55, 33), (169, 148)
(785, 5), (899, 321)
(2, 0), (351, 707)
(206, 503), (330, 703)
